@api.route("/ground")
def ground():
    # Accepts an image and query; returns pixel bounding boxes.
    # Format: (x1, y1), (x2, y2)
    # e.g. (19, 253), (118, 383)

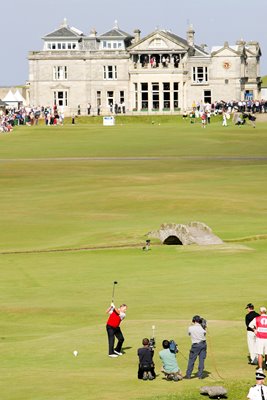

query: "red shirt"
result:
(256, 315), (267, 339)
(107, 310), (121, 328)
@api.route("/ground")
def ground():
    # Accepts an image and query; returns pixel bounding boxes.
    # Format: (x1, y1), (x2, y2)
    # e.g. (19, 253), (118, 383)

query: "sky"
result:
(0, 0), (266, 87)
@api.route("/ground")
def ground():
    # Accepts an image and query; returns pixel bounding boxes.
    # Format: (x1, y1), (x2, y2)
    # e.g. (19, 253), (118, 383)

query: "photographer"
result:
(159, 340), (183, 381)
(185, 315), (207, 379)
(137, 338), (156, 380)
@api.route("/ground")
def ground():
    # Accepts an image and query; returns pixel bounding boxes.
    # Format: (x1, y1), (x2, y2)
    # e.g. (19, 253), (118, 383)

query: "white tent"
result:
(2, 90), (18, 107)
(14, 90), (26, 105)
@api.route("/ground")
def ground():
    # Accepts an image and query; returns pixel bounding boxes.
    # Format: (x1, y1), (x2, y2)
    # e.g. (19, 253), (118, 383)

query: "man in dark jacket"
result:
(245, 303), (259, 365)
(137, 338), (156, 380)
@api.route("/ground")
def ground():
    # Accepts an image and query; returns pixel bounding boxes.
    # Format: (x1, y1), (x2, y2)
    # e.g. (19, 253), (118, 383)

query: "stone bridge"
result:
(147, 221), (223, 245)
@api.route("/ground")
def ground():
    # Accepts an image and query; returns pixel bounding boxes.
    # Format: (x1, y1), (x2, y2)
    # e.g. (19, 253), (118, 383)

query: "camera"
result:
(169, 339), (179, 354)
(200, 317), (207, 330)
(149, 337), (156, 350)
(192, 315), (207, 330)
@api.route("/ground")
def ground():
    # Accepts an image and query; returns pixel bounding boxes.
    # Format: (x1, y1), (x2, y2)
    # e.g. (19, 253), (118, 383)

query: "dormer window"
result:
(101, 40), (124, 50)
(45, 42), (77, 51)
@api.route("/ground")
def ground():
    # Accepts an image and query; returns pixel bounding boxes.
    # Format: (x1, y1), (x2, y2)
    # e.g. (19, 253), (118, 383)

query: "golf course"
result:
(0, 115), (267, 400)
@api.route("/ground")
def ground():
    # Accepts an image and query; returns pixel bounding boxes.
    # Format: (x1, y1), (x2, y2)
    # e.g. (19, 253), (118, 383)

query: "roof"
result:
(44, 26), (82, 38)
(211, 45), (239, 53)
(99, 28), (133, 40)
(162, 31), (189, 47)
(43, 19), (83, 39)
(99, 20), (133, 40)
(128, 29), (191, 52)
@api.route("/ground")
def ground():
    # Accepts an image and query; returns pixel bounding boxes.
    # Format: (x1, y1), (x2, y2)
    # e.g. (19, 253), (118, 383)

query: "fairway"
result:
(0, 117), (267, 400)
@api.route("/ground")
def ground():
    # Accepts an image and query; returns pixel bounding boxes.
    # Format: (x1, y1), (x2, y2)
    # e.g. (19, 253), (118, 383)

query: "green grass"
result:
(261, 75), (267, 86)
(0, 116), (267, 399)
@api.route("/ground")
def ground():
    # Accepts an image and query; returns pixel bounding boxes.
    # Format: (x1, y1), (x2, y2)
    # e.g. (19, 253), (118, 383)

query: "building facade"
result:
(28, 20), (262, 116)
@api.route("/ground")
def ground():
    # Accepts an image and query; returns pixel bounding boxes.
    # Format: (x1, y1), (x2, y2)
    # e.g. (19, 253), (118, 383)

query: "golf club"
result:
(149, 325), (156, 349)
(112, 281), (118, 303)
(152, 325), (155, 338)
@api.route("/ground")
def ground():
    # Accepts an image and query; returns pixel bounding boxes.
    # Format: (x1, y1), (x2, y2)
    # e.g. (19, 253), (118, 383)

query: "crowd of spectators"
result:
(212, 99), (267, 114)
(1, 99), (267, 133)
(0, 105), (64, 132)
(191, 99), (267, 115)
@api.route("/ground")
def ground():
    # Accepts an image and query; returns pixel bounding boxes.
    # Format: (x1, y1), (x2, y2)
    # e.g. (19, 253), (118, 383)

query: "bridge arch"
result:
(163, 235), (183, 245)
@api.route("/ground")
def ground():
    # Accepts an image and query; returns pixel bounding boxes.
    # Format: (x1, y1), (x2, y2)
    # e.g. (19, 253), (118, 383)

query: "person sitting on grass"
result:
(159, 340), (183, 381)
(137, 338), (156, 380)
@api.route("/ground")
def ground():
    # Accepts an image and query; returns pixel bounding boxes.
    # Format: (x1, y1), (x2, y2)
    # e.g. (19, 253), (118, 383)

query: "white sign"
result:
(103, 116), (115, 126)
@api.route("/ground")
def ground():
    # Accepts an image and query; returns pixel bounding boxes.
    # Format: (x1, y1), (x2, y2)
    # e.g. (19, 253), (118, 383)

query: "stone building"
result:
(28, 19), (262, 116)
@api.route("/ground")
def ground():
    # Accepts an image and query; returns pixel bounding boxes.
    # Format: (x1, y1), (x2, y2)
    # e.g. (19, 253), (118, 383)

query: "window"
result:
(107, 91), (114, 111)
(245, 90), (253, 100)
(53, 66), (67, 80)
(152, 83), (159, 110)
(47, 42), (77, 50)
(102, 40), (123, 49)
(54, 91), (68, 107)
(141, 83), (148, 110)
(192, 66), (208, 83)
(134, 83), (138, 110)
(97, 91), (101, 107)
(149, 38), (167, 48)
(204, 90), (211, 104)
(120, 91), (125, 104)
(103, 66), (117, 80)
(163, 82), (170, 109)
(173, 82), (179, 109)
(155, 39), (163, 47)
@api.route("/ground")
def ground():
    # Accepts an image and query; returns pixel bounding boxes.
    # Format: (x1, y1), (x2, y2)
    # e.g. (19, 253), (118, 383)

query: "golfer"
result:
(247, 371), (267, 400)
(106, 303), (127, 358)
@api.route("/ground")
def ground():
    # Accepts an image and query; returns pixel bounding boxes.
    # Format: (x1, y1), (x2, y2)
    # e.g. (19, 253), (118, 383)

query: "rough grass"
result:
(0, 117), (267, 399)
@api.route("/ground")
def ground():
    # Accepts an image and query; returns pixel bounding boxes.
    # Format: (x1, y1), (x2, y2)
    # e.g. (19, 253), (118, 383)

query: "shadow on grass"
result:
(122, 346), (132, 354)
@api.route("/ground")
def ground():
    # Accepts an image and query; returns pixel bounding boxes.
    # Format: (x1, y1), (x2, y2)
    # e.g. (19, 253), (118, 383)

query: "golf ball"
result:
(73, 350), (78, 357)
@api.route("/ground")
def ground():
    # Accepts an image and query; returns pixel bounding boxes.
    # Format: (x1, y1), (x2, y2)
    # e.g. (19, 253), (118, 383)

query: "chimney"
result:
(187, 24), (195, 47)
(60, 18), (68, 28)
(89, 28), (97, 37)
(133, 29), (141, 43)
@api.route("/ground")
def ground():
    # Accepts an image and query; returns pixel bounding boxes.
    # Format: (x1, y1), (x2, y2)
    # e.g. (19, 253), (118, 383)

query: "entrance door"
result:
(107, 91), (114, 112)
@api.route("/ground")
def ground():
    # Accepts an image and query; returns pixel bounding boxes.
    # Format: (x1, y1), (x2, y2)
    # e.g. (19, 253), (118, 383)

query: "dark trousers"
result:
(186, 341), (207, 378)
(106, 324), (124, 355)
(138, 364), (156, 379)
